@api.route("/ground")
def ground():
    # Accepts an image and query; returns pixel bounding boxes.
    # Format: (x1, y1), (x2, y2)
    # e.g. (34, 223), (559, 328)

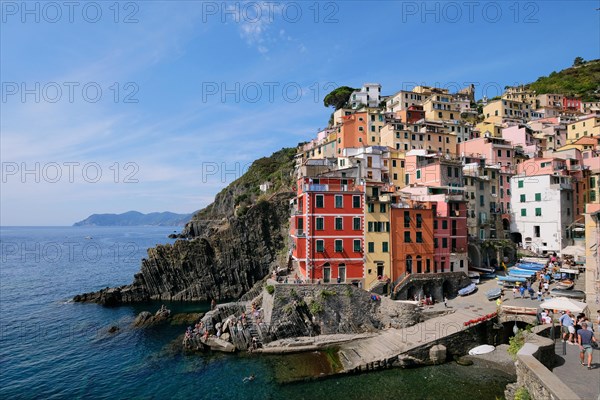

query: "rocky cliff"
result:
(74, 148), (297, 305)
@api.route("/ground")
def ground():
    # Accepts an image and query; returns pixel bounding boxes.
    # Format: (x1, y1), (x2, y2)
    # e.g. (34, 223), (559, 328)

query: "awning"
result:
(539, 297), (588, 314)
(560, 246), (586, 257)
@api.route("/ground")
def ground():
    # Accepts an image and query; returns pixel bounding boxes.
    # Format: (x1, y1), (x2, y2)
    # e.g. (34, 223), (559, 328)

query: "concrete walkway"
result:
(551, 340), (600, 400)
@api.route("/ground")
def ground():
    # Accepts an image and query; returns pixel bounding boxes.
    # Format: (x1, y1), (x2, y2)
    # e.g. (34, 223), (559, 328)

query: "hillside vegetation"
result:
(527, 59), (600, 101)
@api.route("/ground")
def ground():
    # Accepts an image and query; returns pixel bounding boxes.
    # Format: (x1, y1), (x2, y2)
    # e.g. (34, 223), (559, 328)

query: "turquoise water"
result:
(0, 227), (513, 399)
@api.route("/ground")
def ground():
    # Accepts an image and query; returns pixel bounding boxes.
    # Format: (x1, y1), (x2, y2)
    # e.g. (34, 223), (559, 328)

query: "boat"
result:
(458, 283), (477, 296)
(497, 276), (527, 283)
(480, 272), (496, 279)
(84, 236), (93, 240)
(556, 279), (574, 289)
(520, 257), (548, 264)
(486, 287), (502, 300)
(470, 265), (495, 274)
(469, 344), (495, 355)
(508, 268), (537, 276)
(549, 288), (586, 301)
(516, 263), (544, 271)
(468, 272), (480, 284)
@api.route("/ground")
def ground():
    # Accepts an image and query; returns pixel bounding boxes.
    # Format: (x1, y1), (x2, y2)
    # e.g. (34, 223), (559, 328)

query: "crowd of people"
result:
(558, 309), (599, 369)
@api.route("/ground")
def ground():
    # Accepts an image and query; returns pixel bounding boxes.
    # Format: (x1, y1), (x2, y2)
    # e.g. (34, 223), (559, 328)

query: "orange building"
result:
(336, 112), (368, 154)
(390, 201), (436, 279)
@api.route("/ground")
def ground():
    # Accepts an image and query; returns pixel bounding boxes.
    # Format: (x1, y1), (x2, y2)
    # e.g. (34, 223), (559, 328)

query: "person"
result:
(512, 287), (517, 299)
(243, 374), (256, 382)
(543, 281), (549, 295)
(577, 322), (597, 370)
(537, 289), (543, 301)
(519, 285), (525, 299)
(443, 296), (448, 308)
(559, 311), (575, 344)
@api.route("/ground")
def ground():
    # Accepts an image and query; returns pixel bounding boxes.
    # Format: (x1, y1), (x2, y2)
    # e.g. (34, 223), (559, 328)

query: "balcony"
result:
(550, 183), (572, 191)
(303, 183), (357, 192)
(294, 229), (306, 237)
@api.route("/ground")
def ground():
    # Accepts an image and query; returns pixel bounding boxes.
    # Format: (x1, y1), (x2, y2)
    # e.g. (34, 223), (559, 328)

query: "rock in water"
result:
(134, 311), (153, 327)
(429, 344), (447, 364)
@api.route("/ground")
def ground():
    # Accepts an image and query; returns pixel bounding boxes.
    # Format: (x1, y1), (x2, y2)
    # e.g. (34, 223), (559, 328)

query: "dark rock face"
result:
(74, 193), (293, 305)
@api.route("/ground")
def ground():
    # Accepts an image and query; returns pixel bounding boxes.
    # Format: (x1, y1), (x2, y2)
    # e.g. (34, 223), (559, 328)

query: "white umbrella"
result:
(560, 246), (585, 257)
(539, 297), (588, 314)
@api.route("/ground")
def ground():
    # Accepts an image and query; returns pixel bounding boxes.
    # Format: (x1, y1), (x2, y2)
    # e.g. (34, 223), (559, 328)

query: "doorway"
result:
(338, 264), (346, 283)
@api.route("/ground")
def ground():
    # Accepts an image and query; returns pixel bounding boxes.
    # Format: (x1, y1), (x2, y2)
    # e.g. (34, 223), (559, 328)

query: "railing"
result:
(303, 183), (357, 192)
(294, 229), (306, 237)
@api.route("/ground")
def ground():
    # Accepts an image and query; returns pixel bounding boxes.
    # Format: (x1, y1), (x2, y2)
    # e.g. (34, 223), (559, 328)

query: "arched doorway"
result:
(323, 263), (331, 283)
(442, 280), (452, 298)
(416, 256), (422, 273)
(468, 243), (481, 268)
(406, 256), (413, 274)
(502, 218), (510, 231)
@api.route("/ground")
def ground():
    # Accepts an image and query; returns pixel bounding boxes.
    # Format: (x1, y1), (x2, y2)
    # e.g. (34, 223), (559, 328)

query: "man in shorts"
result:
(577, 322), (597, 369)
(559, 310), (575, 344)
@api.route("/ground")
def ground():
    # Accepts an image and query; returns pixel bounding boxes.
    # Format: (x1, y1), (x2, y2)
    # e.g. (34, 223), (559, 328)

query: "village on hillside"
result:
(287, 77), (600, 303)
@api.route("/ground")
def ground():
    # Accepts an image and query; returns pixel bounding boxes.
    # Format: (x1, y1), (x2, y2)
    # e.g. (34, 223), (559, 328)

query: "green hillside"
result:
(527, 59), (600, 101)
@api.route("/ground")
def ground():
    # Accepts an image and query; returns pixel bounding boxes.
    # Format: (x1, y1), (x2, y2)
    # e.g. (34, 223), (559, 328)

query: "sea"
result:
(0, 226), (513, 399)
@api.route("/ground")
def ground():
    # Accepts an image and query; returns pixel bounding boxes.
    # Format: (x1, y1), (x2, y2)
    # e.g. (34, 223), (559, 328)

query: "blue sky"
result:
(1, 1), (599, 225)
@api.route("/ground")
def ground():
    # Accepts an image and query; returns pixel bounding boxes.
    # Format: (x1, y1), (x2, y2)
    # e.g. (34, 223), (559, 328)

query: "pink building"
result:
(404, 150), (463, 188)
(458, 137), (515, 170)
(502, 124), (542, 158)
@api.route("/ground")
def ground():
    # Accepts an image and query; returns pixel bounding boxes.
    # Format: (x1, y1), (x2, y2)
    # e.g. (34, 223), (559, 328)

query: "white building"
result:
(510, 174), (574, 254)
(351, 83), (382, 109)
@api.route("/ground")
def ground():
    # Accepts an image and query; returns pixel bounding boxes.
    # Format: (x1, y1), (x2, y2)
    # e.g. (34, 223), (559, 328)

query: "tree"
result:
(323, 86), (357, 110)
(573, 57), (585, 66)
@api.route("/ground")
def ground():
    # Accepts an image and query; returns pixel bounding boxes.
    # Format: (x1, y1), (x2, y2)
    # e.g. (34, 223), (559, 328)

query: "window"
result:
(367, 222), (373, 232)
(534, 226), (540, 238)
(353, 217), (361, 230)
(535, 193), (541, 201)
(335, 195), (343, 208)
(404, 211), (410, 227)
(518, 180), (524, 188)
(416, 214), (422, 228)
(535, 208), (542, 216)
(334, 240), (343, 252)
(382, 242), (389, 252)
(335, 217), (343, 230)
(442, 220), (448, 229)
(433, 220), (438, 229)
(367, 242), (374, 253)
(416, 170), (421, 179)
(521, 208), (526, 216)
(316, 195), (324, 208)
(353, 195), (361, 208)
(380, 204), (387, 213)
(497, 149), (501, 157)
(316, 240), (324, 252)
(520, 194), (526, 202)
(316, 217), (324, 230)
(404, 231), (411, 243)
(480, 195), (485, 206)
(442, 238), (448, 248)
(434, 238), (438, 248)
(367, 203), (374, 213)
(353, 239), (361, 252)
(416, 232), (423, 243)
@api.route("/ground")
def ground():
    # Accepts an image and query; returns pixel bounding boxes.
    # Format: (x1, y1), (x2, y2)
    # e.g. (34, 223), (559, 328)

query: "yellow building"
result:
(584, 203), (600, 307)
(423, 94), (460, 122)
(389, 150), (406, 189)
(483, 99), (531, 124)
(364, 183), (392, 292)
(366, 108), (386, 146)
(502, 86), (537, 106)
(474, 121), (503, 138)
(566, 115), (600, 143)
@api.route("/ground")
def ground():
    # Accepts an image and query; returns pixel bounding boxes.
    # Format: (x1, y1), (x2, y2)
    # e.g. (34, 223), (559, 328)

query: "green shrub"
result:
(345, 286), (353, 297)
(320, 289), (336, 300)
(266, 285), (275, 295)
(515, 386), (531, 400)
(508, 330), (526, 359)
(309, 300), (324, 314)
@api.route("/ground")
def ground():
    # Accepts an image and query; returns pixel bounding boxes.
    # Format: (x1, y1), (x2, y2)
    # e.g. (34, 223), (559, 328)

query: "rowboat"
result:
(470, 265), (495, 274)
(486, 287), (502, 300)
(468, 272), (480, 284)
(480, 272), (497, 279)
(497, 276), (527, 283)
(458, 283), (477, 296)
(555, 279), (574, 289)
(508, 268), (537, 276)
(516, 263), (544, 271)
(549, 288), (585, 301)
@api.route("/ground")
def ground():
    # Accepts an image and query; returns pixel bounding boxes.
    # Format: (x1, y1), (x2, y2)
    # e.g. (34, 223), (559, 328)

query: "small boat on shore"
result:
(556, 279), (574, 289)
(470, 265), (495, 274)
(468, 272), (480, 284)
(469, 344), (495, 355)
(549, 288), (585, 301)
(486, 287), (502, 301)
(497, 276), (527, 283)
(458, 283), (477, 296)
(480, 272), (496, 279)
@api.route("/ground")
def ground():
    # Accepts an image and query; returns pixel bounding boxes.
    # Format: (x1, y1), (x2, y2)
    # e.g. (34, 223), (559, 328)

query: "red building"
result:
(562, 97), (581, 112)
(290, 176), (365, 284)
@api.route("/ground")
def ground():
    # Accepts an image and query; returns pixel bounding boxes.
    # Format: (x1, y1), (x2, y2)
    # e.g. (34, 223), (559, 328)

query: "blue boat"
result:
(486, 287), (502, 300)
(516, 264), (544, 271)
(458, 283), (477, 296)
(497, 276), (527, 283)
(508, 268), (537, 276)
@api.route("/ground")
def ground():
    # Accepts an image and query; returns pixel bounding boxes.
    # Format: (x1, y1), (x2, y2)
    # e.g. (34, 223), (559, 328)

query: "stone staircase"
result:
(368, 279), (389, 295)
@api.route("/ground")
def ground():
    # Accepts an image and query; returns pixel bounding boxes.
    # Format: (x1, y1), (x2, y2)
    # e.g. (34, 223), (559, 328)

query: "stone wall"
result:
(261, 284), (420, 341)
(393, 272), (472, 301)
(505, 325), (580, 400)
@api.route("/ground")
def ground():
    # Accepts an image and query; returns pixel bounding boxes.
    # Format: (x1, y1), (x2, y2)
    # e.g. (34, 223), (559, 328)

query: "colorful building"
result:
(290, 176), (365, 284)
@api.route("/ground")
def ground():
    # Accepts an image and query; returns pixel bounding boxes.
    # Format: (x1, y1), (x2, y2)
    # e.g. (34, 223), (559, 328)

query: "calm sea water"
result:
(0, 226), (512, 399)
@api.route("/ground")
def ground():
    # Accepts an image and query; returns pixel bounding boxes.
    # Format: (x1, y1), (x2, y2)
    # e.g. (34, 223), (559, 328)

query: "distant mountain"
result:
(526, 59), (600, 101)
(73, 211), (194, 227)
